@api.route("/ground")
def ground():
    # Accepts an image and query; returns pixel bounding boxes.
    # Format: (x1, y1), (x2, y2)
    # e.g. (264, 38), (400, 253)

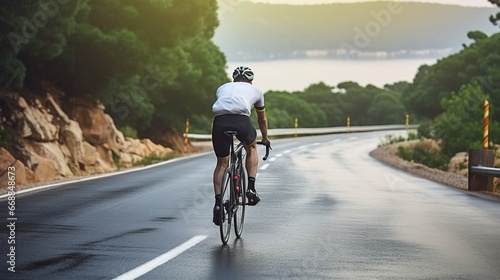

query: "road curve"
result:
(1, 130), (500, 280)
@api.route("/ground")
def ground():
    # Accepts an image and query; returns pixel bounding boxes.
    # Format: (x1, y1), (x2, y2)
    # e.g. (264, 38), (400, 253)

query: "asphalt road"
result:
(1, 130), (500, 280)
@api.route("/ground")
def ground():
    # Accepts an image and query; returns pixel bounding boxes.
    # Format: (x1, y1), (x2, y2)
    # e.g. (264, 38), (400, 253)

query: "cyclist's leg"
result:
(243, 143), (260, 205)
(237, 117), (260, 205)
(237, 117), (258, 179)
(244, 141), (258, 178)
(213, 156), (229, 195)
(212, 115), (232, 196)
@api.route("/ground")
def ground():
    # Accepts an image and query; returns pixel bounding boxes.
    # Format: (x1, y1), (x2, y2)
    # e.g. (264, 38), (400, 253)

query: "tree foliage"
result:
(0, 0), (227, 136)
(404, 31), (500, 121)
(262, 81), (410, 129)
(433, 82), (488, 157)
(489, 0), (500, 26)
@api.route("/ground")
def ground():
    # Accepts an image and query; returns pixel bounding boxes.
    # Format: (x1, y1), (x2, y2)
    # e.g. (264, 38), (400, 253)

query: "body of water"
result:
(226, 58), (437, 92)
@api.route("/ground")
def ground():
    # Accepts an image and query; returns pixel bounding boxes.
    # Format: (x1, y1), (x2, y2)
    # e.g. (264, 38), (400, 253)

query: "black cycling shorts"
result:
(211, 114), (257, 158)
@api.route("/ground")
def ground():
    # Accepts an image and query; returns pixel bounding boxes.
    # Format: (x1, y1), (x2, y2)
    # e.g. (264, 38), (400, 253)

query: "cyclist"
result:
(211, 66), (270, 226)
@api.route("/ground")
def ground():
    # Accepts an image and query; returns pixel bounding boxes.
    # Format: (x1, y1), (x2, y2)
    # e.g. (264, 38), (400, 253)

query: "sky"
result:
(241, 0), (496, 7)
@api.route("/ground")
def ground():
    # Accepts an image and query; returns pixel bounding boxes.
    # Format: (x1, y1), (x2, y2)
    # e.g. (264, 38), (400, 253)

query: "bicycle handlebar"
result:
(257, 141), (272, 161)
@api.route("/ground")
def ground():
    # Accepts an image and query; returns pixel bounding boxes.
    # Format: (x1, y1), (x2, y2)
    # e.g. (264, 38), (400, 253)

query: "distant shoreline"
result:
(222, 48), (455, 62)
(225, 58), (436, 92)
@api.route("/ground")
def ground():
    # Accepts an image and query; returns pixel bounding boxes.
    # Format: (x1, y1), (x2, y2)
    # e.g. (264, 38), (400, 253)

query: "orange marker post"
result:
(483, 100), (489, 149)
(184, 118), (190, 153)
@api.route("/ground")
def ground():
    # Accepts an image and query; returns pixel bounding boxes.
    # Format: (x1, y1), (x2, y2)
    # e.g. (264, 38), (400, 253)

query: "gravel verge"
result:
(369, 142), (467, 190)
(369, 142), (500, 200)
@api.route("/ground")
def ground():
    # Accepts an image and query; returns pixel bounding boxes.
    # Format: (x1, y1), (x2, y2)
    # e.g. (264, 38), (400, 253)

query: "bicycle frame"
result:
(219, 131), (270, 244)
(219, 131), (247, 244)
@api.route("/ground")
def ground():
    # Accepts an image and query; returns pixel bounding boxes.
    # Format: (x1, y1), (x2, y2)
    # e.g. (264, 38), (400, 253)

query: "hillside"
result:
(214, 1), (498, 61)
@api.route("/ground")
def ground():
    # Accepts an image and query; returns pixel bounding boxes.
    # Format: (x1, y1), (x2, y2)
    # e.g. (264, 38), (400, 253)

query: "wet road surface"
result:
(1, 130), (500, 279)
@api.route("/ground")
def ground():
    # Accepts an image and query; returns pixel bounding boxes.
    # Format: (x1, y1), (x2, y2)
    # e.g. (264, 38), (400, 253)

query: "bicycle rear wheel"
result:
(219, 168), (232, 244)
(234, 164), (247, 238)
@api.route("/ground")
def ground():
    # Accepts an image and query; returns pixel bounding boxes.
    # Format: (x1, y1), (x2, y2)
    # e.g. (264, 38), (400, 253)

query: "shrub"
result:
(0, 126), (12, 149)
(120, 126), (138, 139)
(397, 139), (449, 170)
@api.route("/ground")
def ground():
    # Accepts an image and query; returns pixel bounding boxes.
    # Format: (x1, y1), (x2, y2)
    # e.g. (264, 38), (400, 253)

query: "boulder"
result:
(0, 148), (36, 191)
(60, 119), (85, 168)
(141, 138), (173, 156)
(126, 138), (150, 157)
(18, 96), (58, 141)
(23, 140), (73, 177)
(30, 153), (61, 183)
(70, 100), (124, 154)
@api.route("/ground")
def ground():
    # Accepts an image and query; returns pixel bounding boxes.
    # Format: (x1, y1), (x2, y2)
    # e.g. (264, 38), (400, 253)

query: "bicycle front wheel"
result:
(234, 165), (247, 238)
(219, 168), (232, 244)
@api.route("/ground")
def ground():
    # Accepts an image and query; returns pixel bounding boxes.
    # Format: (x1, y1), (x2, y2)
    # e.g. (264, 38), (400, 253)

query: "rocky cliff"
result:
(0, 87), (177, 194)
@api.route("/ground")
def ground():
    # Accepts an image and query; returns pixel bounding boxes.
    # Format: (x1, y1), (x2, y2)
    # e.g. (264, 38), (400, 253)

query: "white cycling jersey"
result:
(212, 82), (265, 117)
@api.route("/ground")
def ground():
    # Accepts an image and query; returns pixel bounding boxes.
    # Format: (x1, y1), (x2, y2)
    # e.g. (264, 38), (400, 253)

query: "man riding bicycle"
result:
(211, 66), (270, 226)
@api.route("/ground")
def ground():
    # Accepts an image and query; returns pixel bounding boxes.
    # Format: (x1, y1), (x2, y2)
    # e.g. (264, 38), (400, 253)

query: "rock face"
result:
(0, 89), (174, 194)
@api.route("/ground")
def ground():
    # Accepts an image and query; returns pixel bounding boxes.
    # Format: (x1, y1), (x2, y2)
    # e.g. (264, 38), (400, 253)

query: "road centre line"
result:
(260, 163), (270, 170)
(112, 235), (207, 280)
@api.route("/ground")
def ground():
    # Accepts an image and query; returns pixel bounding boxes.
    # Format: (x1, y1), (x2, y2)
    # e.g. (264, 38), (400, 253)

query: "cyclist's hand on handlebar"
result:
(261, 139), (271, 149)
(256, 139), (272, 160)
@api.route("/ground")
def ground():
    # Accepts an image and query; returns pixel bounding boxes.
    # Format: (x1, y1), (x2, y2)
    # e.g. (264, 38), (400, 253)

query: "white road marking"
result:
(269, 157), (276, 162)
(276, 153), (283, 157)
(260, 163), (270, 170)
(112, 235), (207, 280)
(348, 137), (358, 140)
(283, 150), (292, 154)
(0, 152), (210, 199)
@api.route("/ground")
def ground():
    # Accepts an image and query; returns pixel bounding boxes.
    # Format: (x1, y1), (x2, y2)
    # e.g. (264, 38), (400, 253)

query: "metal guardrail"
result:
(468, 149), (500, 192)
(470, 166), (500, 177)
(186, 124), (418, 140)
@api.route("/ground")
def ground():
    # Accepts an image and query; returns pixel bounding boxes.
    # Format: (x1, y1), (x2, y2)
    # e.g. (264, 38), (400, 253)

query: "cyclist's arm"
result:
(255, 106), (269, 142)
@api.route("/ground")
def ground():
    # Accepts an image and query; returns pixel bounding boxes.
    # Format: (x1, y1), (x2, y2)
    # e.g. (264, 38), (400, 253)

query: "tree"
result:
(0, 0), (85, 92)
(0, 0), (227, 137)
(265, 91), (327, 128)
(299, 82), (344, 126)
(367, 91), (406, 125)
(434, 82), (488, 157)
(404, 32), (500, 120)
(488, 0), (500, 26)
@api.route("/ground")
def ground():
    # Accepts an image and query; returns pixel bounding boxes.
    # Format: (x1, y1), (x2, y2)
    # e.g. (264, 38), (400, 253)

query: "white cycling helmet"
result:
(232, 66), (254, 81)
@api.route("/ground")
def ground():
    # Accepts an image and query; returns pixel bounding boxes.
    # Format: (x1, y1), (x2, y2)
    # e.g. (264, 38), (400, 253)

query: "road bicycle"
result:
(219, 131), (270, 244)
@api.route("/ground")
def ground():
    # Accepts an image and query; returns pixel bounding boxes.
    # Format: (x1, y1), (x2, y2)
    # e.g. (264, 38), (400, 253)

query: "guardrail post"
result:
(294, 117), (298, 138)
(184, 118), (190, 153)
(468, 149), (495, 191)
(405, 113), (409, 131)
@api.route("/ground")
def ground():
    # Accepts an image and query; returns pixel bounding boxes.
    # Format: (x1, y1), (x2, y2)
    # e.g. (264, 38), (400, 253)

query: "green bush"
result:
(378, 130), (418, 146)
(120, 125), (138, 139)
(417, 120), (435, 139)
(397, 140), (449, 170)
(0, 127), (12, 149)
